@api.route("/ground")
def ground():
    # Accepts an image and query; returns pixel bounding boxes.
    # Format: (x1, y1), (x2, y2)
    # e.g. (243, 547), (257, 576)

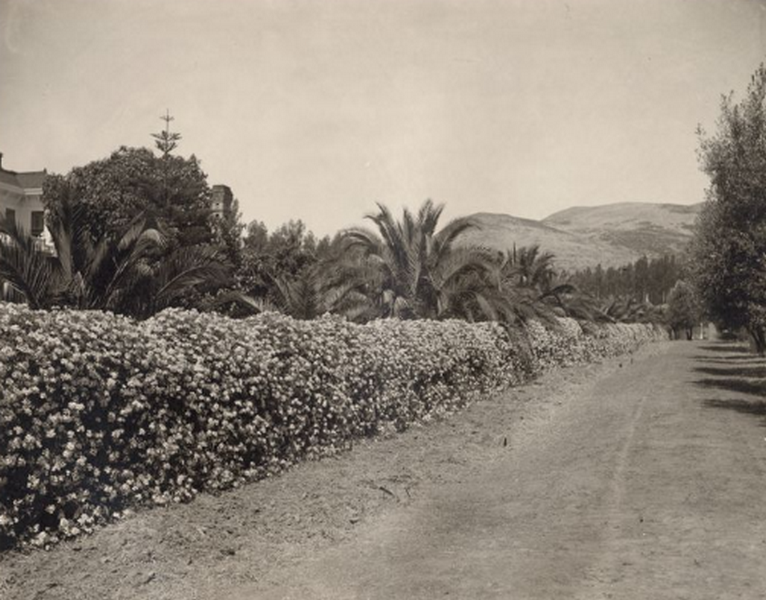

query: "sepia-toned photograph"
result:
(2, 0), (766, 598)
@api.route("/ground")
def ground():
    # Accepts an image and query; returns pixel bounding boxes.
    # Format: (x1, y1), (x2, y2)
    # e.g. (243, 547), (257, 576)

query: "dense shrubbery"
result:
(0, 304), (665, 549)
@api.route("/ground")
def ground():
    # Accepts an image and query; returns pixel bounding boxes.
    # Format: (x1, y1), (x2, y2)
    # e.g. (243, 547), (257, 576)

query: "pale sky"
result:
(1, 0), (765, 237)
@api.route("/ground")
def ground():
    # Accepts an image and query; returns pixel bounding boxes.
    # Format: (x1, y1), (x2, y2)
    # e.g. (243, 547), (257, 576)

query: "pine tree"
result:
(152, 109), (182, 157)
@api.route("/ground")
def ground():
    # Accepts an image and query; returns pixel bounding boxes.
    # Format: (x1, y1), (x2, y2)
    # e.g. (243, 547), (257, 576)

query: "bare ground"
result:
(4, 340), (766, 599)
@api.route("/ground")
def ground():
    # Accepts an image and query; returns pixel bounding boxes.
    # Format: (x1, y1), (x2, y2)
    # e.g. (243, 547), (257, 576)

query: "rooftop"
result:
(0, 153), (46, 190)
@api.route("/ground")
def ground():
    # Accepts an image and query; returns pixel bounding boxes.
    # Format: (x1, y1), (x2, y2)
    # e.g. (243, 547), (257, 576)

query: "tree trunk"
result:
(748, 327), (766, 355)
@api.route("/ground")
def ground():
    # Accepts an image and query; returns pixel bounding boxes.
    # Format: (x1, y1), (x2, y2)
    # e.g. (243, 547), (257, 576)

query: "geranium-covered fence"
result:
(0, 304), (665, 548)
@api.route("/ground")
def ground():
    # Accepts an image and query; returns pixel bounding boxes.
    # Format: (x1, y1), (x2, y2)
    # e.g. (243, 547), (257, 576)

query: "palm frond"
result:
(207, 290), (265, 315)
(0, 217), (56, 309)
(152, 246), (229, 310)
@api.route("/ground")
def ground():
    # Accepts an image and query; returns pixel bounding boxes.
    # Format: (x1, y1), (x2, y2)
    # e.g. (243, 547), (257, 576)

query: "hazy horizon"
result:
(2, 0), (764, 237)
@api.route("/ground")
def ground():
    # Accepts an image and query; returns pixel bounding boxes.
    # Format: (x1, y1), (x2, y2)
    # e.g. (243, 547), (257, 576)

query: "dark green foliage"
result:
(667, 280), (702, 340)
(42, 146), (214, 249)
(212, 196), (245, 269)
(498, 245), (581, 324)
(337, 200), (508, 322)
(0, 218), (55, 309)
(690, 64), (766, 353)
(152, 110), (182, 157)
(230, 204), (669, 327)
(235, 219), (331, 312)
(0, 192), (230, 318)
(568, 254), (683, 304)
(600, 294), (665, 324)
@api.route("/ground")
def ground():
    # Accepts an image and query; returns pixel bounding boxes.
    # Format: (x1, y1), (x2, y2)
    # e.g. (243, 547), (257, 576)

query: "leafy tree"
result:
(213, 221), (354, 320)
(691, 64), (766, 352)
(569, 255), (683, 305)
(42, 146), (213, 249)
(634, 256), (649, 303)
(243, 220), (270, 253)
(268, 220), (317, 276)
(238, 219), (319, 299)
(212, 194), (244, 268)
(592, 264), (605, 298)
(667, 280), (702, 340)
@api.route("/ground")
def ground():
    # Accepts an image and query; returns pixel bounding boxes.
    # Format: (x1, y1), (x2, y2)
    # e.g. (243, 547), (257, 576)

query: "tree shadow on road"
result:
(702, 399), (766, 422)
(697, 377), (766, 396)
(696, 345), (766, 424)
(692, 355), (759, 363)
(695, 365), (766, 378)
(698, 344), (751, 354)
(692, 341), (762, 365)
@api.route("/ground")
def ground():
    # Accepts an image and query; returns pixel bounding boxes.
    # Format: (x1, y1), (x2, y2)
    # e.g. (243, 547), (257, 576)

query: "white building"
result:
(0, 153), (47, 238)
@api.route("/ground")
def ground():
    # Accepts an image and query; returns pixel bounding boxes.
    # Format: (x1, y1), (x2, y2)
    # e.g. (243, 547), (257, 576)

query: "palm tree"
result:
(0, 189), (230, 318)
(601, 294), (667, 324)
(337, 200), (505, 321)
(497, 245), (565, 323)
(497, 244), (613, 323)
(124, 244), (231, 318)
(0, 218), (56, 309)
(259, 267), (366, 321)
(504, 245), (555, 288)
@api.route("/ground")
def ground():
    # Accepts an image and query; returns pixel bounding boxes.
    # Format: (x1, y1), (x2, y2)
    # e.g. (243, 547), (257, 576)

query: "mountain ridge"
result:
(456, 202), (703, 271)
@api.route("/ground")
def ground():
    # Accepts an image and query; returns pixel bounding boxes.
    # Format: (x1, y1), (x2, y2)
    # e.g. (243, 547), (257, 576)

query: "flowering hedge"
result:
(0, 304), (665, 549)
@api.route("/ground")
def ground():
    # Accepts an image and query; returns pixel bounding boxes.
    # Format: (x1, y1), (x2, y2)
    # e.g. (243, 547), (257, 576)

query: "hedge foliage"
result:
(0, 304), (665, 548)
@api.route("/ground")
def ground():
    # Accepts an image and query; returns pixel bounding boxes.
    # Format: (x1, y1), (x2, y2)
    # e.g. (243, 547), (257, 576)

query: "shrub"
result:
(0, 304), (665, 548)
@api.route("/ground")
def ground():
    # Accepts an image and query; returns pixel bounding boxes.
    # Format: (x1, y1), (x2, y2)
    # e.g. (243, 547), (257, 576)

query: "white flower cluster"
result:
(0, 303), (665, 549)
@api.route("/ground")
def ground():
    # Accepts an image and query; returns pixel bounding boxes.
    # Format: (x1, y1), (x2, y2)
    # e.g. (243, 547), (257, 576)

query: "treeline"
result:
(227, 203), (589, 325)
(567, 255), (684, 305)
(0, 116), (682, 330)
(228, 215), (690, 328)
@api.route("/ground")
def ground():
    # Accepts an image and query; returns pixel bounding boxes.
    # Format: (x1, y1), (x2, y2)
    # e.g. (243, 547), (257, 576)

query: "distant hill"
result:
(457, 202), (703, 271)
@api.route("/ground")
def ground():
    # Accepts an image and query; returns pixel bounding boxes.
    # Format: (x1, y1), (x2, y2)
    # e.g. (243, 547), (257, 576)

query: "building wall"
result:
(211, 184), (233, 220)
(0, 181), (45, 235)
(0, 153), (50, 253)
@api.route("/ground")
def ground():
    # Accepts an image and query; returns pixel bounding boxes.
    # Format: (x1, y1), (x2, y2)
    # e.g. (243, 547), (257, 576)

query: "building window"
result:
(31, 211), (45, 237)
(4, 208), (15, 227)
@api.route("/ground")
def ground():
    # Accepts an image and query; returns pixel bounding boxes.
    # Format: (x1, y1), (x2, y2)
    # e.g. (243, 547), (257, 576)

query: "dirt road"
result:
(4, 340), (766, 599)
(240, 341), (766, 600)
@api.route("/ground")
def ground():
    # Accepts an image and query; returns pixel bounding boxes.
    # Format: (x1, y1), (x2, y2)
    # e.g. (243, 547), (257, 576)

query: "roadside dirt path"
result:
(4, 340), (766, 599)
(238, 340), (766, 600)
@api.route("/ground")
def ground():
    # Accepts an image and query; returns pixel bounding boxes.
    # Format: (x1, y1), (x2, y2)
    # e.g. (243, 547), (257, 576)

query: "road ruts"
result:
(235, 341), (766, 600)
